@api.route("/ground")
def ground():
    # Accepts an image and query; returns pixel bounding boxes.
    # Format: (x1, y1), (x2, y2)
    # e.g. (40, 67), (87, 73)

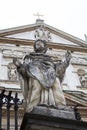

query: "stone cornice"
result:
(0, 37), (87, 53)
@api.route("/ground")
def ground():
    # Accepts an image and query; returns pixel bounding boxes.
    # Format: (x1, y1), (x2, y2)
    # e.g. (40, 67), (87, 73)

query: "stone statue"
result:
(13, 39), (71, 112)
(8, 62), (17, 81)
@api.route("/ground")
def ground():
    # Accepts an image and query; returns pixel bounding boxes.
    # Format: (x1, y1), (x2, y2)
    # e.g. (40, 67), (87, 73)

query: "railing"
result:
(0, 89), (82, 130)
(0, 90), (22, 130)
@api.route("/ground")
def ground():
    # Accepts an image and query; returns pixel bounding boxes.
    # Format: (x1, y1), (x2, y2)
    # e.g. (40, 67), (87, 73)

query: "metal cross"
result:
(33, 12), (44, 19)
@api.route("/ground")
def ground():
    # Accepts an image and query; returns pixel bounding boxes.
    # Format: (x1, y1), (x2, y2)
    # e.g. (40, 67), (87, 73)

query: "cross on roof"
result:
(33, 12), (44, 19)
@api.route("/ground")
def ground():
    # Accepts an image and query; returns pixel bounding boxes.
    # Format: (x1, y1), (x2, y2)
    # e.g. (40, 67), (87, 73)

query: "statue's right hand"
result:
(13, 57), (21, 68)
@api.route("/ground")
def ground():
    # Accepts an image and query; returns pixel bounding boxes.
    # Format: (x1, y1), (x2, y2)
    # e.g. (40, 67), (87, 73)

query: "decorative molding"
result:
(71, 57), (87, 65)
(2, 49), (24, 58)
(0, 37), (87, 52)
(0, 80), (19, 84)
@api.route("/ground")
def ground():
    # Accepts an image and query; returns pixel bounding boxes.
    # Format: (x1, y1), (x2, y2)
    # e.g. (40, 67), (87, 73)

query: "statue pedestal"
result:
(20, 106), (87, 130)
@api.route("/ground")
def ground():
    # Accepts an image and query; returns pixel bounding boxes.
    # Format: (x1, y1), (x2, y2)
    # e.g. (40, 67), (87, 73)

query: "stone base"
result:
(20, 106), (87, 130)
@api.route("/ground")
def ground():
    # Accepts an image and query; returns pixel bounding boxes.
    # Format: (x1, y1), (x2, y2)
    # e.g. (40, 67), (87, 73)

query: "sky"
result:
(0, 0), (87, 40)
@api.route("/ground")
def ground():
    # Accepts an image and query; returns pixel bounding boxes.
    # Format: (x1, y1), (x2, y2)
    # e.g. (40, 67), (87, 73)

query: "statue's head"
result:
(34, 39), (47, 53)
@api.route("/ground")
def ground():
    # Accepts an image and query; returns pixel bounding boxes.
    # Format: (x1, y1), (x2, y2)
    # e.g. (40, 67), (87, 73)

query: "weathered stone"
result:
(31, 106), (75, 120)
(20, 106), (87, 130)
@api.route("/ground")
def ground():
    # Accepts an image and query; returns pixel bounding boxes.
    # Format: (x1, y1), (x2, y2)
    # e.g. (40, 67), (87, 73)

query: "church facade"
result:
(0, 19), (87, 129)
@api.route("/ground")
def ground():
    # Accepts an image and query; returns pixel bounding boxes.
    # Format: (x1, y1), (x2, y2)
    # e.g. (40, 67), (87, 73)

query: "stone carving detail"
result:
(3, 49), (24, 58)
(71, 56), (87, 65)
(8, 62), (17, 81)
(77, 69), (87, 87)
(34, 25), (52, 41)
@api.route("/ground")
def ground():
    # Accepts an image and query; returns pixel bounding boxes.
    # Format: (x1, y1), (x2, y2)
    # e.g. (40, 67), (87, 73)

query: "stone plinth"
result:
(20, 106), (87, 130)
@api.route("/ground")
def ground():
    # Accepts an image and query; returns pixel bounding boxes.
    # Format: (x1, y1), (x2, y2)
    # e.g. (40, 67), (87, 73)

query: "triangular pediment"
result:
(5, 30), (79, 46)
(0, 20), (87, 52)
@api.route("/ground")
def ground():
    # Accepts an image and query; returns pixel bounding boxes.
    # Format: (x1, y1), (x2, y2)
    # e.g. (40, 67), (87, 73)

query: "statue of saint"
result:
(13, 39), (71, 112)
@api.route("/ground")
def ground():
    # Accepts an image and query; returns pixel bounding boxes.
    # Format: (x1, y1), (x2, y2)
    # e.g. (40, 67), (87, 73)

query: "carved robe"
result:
(18, 53), (66, 112)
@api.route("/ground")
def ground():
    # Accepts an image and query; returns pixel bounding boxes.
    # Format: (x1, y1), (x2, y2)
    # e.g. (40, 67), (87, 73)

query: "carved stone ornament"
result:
(7, 62), (17, 81)
(77, 69), (86, 76)
(34, 25), (52, 41)
(77, 69), (87, 87)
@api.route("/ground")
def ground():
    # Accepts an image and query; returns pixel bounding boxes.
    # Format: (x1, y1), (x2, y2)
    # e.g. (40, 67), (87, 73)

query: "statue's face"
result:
(35, 40), (44, 49)
(34, 40), (47, 53)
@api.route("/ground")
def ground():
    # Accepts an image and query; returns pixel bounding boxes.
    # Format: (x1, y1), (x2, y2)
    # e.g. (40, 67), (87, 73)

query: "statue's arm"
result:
(13, 58), (30, 103)
(13, 57), (21, 67)
(56, 50), (72, 82)
(13, 57), (34, 78)
(63, 50), (72, 68)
